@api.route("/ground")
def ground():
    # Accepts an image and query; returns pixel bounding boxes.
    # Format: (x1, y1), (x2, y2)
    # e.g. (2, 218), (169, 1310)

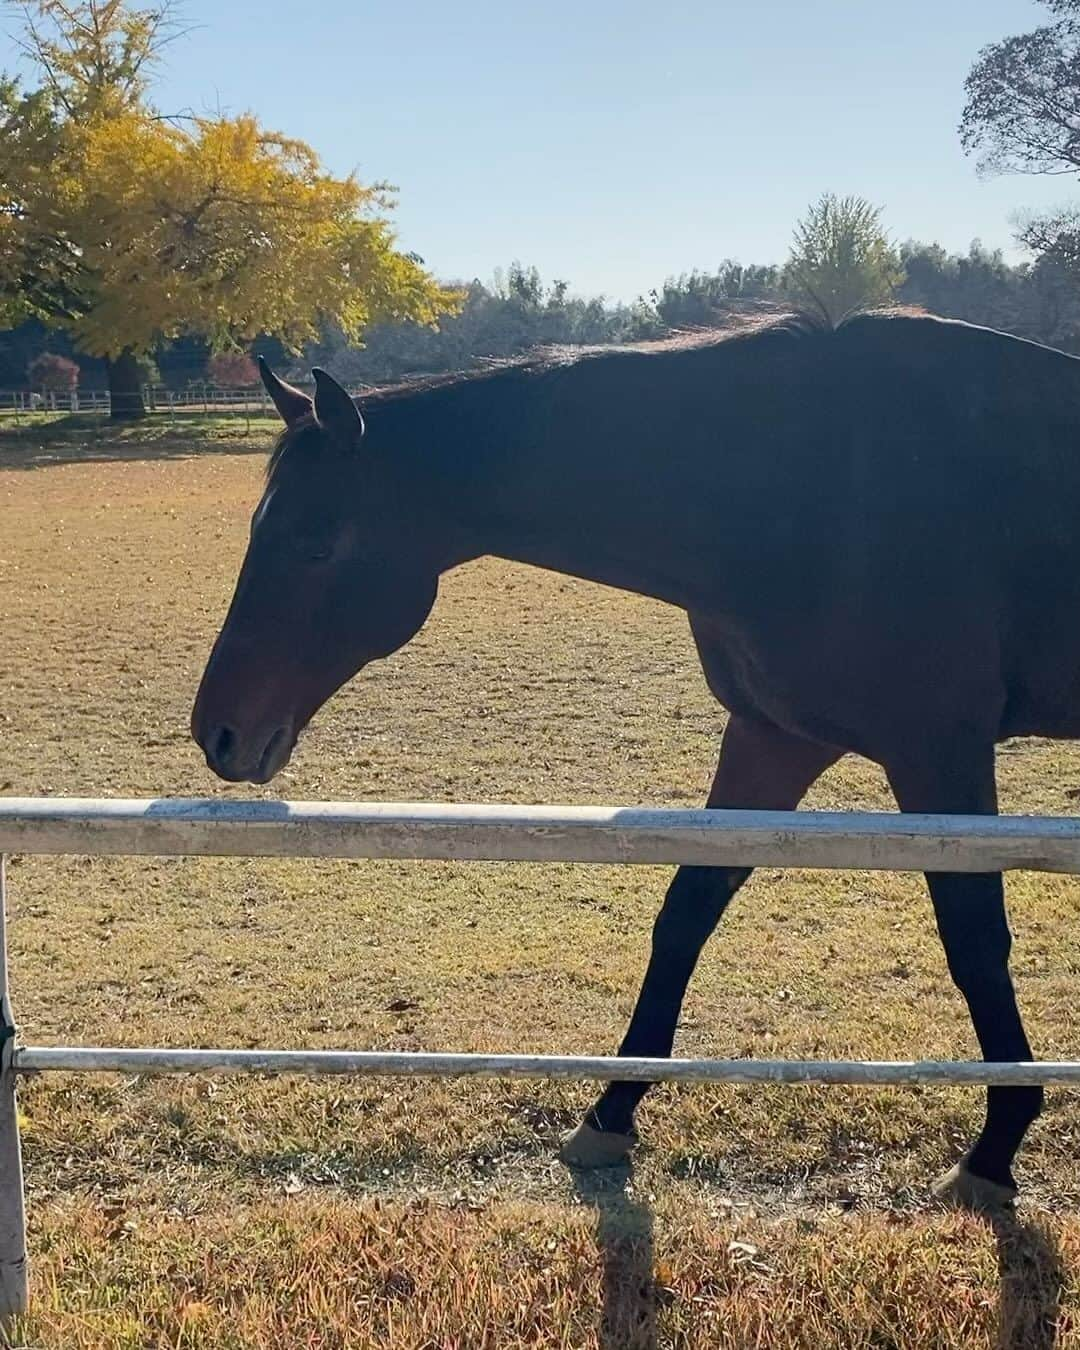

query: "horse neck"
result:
(381, 361), (747, 613)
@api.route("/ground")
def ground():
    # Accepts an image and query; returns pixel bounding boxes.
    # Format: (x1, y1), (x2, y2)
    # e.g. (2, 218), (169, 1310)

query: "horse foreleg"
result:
(559, 715), (840, 1167)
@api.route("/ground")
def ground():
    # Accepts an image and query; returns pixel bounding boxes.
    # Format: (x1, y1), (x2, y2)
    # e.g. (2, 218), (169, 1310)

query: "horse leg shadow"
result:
(993, 1212), (1065, 1350)
(570, 1162), (657, 1350)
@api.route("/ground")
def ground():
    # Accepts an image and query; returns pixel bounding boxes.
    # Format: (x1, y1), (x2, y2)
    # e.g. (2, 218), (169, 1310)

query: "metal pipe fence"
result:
(3, 795), (1080, 1322)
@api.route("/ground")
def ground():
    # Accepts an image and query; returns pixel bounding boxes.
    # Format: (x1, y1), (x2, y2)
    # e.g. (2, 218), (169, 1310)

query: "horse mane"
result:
(266, 304), (926, 481)
(355, 305), (832, 407)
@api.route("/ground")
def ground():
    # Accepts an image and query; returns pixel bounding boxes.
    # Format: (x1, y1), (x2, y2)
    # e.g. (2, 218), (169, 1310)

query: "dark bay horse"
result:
(191, 311), (1080, 1211)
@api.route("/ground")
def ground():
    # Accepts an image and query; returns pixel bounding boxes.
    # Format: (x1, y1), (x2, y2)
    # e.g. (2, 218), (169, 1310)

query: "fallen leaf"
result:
(727, 1241), (759, 1260)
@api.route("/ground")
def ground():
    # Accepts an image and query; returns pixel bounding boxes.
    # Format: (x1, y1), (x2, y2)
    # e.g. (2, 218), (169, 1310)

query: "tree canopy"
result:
(7, 4), (1080, 407)
(782, 194), (903, 323)
(960, 0), (1080, 178)
(1, 1), (457, 413)
(960, 1), (1080, 280)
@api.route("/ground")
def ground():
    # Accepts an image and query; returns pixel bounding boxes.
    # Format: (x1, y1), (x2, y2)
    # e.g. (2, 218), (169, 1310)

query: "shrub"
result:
(206, 352), (259, 386)
(27, 352), (79, 392)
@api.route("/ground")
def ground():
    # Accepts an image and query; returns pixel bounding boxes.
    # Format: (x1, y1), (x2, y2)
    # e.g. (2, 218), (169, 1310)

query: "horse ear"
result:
(312, 367), (365, 446)
(258, 356), (312, 427)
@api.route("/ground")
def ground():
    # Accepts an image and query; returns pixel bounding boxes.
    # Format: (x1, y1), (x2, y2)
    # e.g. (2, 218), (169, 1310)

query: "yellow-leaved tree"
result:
(1, 1), (458, 417)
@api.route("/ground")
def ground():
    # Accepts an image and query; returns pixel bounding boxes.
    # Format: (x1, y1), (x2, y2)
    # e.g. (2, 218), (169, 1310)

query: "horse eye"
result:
(294, 538), (334, 564)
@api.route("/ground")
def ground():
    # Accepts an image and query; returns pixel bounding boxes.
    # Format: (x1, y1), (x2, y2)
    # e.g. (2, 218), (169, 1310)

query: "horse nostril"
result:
(210, 724), (236, 765)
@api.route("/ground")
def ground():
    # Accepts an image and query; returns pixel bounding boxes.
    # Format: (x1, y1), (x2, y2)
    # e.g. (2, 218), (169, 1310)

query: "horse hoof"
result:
(930, 1161), (1017, 1213)
(558, 1121), (637, 1168)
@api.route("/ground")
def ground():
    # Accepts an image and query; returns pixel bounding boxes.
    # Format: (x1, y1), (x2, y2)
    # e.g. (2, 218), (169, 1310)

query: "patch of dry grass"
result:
(15, 1196), (1080, 1349)
(2, 440), (1080, 1344)
(0, 412), (278, 470)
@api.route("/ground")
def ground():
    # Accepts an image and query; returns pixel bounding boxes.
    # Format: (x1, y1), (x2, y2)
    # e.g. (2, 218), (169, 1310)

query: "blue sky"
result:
(3, 1), (1075, 299)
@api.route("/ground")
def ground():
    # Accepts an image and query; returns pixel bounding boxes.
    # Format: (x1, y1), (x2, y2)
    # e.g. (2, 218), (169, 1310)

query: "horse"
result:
(191, 310), (1080, 1211)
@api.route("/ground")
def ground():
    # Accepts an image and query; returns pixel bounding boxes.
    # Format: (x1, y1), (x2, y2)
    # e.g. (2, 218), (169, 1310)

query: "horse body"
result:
(192, 311), (1080, 1207)
(405, 313), (1080, 751)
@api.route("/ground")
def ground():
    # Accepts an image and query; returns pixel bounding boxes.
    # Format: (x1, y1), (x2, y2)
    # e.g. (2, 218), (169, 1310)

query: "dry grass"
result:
(18, 1197), (1078, 1349)
(2, 419), (1080, 1345)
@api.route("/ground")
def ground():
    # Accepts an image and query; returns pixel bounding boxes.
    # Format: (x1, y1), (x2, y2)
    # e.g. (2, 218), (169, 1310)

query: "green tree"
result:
(898, 241), (1023, 332)
(644, 262), (781, 328)
(898, 240), (1080, 352)
(1, 1), (457, 417)
(783, 194), (903, 324)
(306, 265), (646, 386)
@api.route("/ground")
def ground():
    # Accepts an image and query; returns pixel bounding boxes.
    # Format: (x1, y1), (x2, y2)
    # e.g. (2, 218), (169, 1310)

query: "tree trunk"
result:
(106, 349), (146, 421)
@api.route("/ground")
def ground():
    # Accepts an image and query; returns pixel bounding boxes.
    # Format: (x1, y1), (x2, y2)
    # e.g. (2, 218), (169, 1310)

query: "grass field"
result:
(2, 417), (1080, 1346)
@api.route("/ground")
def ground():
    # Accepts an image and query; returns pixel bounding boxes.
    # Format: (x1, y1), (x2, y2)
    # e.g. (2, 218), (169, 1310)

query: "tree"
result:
(898, 241), (1024, 333)
(783, 194), (903, 324)
(10, 0), (181, 116)
(206, 351), (259, 386)
(960, 2), (1080, 282)
(1, 0), (186, 353)
(893, 239), (1080, 352)
(27, 350), (78, 391)
(960, 2), (1080, 178)
(1, 2), (457, 417)
(304, 265), (648, 386)
(645, 262), (781, 328)
(0, 75), (81, 326)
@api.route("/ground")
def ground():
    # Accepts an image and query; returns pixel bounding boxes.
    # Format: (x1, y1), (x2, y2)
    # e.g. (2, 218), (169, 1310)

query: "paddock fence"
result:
(3, 794), (1080, 1322)
(0, 380), (381, 423)
(0, 385), (276, 419)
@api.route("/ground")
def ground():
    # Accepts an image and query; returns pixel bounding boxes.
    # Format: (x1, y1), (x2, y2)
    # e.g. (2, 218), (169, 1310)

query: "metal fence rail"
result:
(0, 385), (274, 417)
(3, 795), (1080, 1323)
(15, 1046), (1080, 1086)
(0, 380), (383, 421)
(4, 795), (1080, 872)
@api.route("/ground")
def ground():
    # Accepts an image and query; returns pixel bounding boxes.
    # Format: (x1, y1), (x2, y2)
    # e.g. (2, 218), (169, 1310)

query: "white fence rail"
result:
(0, 385), (276, 417)
(3, 795), (1080, 1323)
(5, 796), (1080, 872)
(0, 382), (379, 421)
(17, 1046), (1080, 1086)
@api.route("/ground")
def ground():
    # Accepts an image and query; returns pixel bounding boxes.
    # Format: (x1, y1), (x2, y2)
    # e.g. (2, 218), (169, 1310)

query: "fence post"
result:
(0, 856), (28, 1326)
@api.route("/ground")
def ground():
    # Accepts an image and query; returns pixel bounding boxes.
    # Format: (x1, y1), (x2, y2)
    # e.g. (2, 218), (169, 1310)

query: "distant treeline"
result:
(3, 244), (1079, 391)
(308, 244), (1080, 386)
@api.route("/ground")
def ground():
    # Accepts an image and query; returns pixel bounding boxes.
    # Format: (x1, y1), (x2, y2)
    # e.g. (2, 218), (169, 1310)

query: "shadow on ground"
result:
(0, 413), (275, 470)
(566, 1167), (1068, 1350)
(570, 1162), (658, 1350)
(994, 1212), (1065, 1349)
